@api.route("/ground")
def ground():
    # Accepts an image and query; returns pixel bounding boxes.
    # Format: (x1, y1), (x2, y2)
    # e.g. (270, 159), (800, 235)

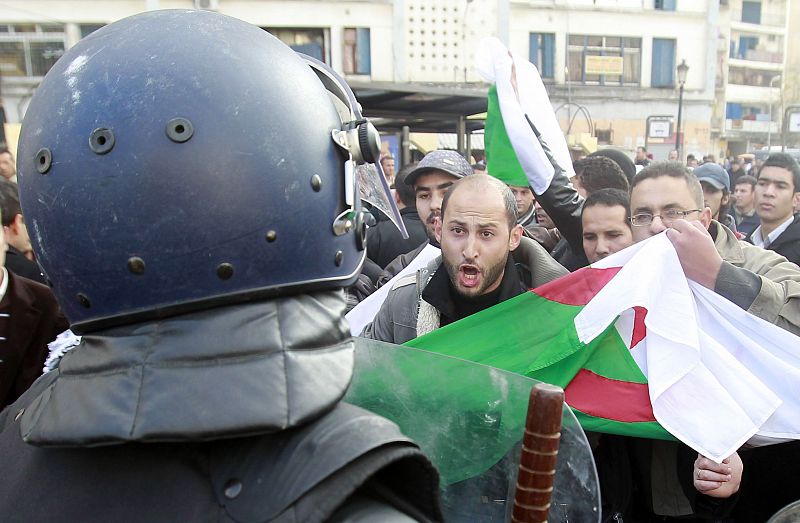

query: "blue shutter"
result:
(662, 0), (676, 11)
(726, 103), (743, 119)
(738, 36), (758, 59)
(651, 38), (675, 87)
(541, 34), (554, 78)
(290, 43), (323, 62)
(356, 28), (371, 74)
(529, 33), (540, 69)
(742, 1), (762, 24)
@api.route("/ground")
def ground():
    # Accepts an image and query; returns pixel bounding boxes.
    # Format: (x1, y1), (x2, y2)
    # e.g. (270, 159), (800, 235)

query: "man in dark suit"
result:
(366, 162), (429, 268)
(0, 180), (46, 284)
(0, 219), (67, 409)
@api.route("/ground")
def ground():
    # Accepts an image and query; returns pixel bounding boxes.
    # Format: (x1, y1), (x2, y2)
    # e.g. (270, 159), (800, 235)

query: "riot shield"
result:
(768, 500), (800, 523)
(346, 338), (601, 522)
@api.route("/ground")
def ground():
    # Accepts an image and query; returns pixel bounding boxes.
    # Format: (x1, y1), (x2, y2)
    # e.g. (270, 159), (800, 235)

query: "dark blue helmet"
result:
(18, 10), (384, 333)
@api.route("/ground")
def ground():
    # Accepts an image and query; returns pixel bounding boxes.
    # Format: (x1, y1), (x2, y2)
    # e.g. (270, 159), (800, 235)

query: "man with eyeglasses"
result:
(628, 161), (800, 521)
(629, 161), (800, 335)
(523, 144), (800, 519)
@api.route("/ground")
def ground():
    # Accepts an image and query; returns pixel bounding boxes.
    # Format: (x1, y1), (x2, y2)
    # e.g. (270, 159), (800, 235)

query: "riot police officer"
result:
(0, 10), (441, 522)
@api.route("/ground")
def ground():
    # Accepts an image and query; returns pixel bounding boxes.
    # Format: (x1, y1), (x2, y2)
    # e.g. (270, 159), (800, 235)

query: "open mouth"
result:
(459, 265), (480, 288)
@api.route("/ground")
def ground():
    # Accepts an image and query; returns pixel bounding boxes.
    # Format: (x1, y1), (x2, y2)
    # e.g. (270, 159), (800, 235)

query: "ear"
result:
(8, 214), (23, 235)
(721, 192), (730, 206)
(508, 224), (523, 251)
(699, 206), (713, 229)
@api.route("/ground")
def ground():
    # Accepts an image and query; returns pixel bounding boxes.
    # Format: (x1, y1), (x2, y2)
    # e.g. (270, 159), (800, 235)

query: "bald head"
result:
(441, 174), (518, 230)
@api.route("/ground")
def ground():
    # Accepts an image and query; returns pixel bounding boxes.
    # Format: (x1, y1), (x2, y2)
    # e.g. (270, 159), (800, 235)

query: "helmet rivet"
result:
(77, 293), (91, 308)
(166, 118), (194, 143)
(334, 250), (344, 266)
(265, 230), (277, 242)
(89, 128), (115, 155)
(216, 263), (234, 280)
(127, 257), (146, 275)
(223, 479), (242, 499)
(35, 148), (52, 174)
(310, 174), (322, 192)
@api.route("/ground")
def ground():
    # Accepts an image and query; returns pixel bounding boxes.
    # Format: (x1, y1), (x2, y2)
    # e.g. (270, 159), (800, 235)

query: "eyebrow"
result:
(632, 202), (684, 213)
(416, 182), (453, 192)
(448, 218), (501, 229)
(758, 176), (789, 185)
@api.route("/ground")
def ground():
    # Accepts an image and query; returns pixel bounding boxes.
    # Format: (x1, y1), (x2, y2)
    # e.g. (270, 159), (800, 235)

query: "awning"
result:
(349, 81), (488, 134)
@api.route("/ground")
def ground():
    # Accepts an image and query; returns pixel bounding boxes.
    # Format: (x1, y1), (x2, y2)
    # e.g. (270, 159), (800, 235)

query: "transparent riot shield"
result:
(346, 338), (601, 522)
(768, 500), (800, 523)
(354, 162), (407, 236)
(300, 52), (408, 239)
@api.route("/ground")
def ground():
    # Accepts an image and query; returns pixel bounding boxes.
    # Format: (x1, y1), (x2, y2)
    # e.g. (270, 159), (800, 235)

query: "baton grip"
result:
(512, 383), (564, 523)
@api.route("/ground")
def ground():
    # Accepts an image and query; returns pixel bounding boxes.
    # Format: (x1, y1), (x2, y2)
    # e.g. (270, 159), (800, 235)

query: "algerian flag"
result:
(477, 37), (575, 193)
(406, 234), (800, 463)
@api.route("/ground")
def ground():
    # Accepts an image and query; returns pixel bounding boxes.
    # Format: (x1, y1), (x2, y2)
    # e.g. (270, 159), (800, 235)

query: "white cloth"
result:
(346, 243), (441, 336)
(750, 214), (795, 248)
(574, 234), (800, 462)
(44, 329), (82, 373)
(0, 267), (8, 303)
(475, 37), (575, 194)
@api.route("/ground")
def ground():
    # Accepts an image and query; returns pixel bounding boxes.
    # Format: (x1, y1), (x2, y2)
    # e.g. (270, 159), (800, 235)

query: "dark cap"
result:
(405, 149), (474, 186)
(694, 163), (730, 191)
(588, 148), (636, 187)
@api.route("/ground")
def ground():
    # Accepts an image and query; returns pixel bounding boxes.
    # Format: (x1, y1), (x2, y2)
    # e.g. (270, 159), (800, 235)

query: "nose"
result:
(463, 233), (479, 261)
(649, 214), (668, 235)
(595, 237), (610, 256)
(430, 193), (444, 211)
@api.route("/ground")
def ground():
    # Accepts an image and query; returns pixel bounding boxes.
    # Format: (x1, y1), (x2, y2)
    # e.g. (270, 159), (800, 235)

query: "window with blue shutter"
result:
(651, 38), (675, 87)
(742, 2), (762, 24)
(655, 0), (676, 11)
(530, 33), (555, 78)
(343, 28), (371, 75)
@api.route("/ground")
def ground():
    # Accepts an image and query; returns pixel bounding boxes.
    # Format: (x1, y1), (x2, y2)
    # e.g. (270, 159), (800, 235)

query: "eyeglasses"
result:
(630, 209), (702, 227)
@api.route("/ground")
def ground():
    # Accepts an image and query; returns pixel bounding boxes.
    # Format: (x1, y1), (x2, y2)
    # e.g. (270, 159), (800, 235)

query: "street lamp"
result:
(675, 59), (689, 161)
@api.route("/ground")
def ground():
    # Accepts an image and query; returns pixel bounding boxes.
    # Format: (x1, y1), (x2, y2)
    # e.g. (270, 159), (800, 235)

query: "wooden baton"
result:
(511, 382), (565, 523)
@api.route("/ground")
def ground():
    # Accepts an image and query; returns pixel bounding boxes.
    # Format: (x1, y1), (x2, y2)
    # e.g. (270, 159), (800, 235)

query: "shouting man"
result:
(363, 175), (565, 343)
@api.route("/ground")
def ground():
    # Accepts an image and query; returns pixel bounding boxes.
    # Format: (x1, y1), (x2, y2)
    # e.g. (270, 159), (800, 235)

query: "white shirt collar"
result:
(0, 267), (8, 303)
(750, 214), (796, 248)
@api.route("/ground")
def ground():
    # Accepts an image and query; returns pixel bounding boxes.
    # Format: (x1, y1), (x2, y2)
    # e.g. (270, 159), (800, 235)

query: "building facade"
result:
(713, 0), (790, 155)
(0, 0), (795, 159)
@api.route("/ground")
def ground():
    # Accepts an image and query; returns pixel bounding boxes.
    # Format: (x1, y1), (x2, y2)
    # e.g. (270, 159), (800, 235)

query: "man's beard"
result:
(444, 253), (508, 299)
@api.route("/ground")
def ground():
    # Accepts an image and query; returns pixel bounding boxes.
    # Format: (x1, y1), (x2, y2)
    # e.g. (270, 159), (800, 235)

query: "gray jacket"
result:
(362, 237), (567, 344)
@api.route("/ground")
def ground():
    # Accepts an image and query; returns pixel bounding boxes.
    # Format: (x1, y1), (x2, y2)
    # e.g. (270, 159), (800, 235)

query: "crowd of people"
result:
(0, 8), (799, 522)
(353, 143), (800, 520)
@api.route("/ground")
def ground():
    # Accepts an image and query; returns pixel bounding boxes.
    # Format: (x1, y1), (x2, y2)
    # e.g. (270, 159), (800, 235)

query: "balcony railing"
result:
(730, 9), (787, 28)
(729, 48), (784, 64)
(725, 119), (780, 134)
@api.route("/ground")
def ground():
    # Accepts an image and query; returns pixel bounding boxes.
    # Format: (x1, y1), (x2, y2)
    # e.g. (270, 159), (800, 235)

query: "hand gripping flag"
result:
(406, 234), (800, 463)
(476, 37), (574, 193)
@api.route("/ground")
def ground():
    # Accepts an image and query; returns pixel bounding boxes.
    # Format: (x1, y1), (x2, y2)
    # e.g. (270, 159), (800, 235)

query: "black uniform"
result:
(0, 295), (442, 522)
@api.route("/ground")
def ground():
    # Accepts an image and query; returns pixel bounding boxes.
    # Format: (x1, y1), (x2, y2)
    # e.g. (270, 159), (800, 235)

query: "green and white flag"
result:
(407, 234), (800, 463)
(477, 37), (575, 192)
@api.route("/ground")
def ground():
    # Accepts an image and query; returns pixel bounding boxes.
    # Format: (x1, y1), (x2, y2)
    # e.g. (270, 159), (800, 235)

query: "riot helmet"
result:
(18, 10), (395, 333)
